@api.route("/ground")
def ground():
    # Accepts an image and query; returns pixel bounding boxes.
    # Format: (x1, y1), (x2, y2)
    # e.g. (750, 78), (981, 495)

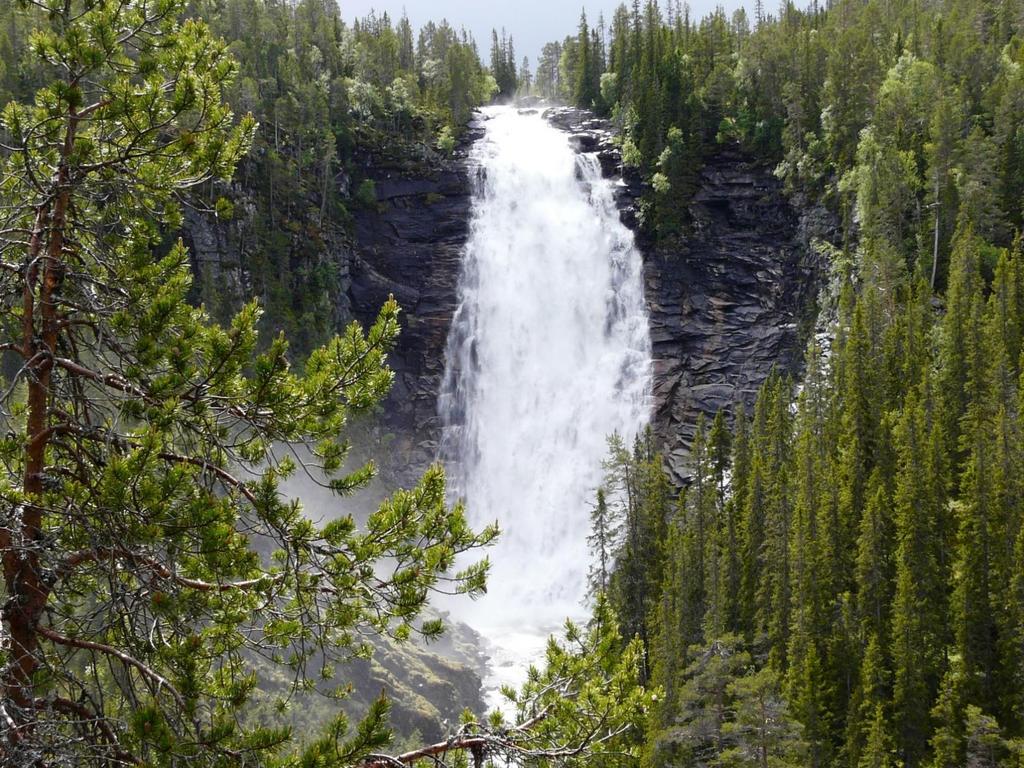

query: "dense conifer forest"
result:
(571, 2), (1024, 766)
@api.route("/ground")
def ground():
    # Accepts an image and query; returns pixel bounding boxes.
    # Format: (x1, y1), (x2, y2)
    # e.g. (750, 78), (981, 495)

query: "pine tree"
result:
(519, 56), (533, 94)
(649, 515), (685, 718)
(721, 666), (808, 768)
(0, 3), (496, 762)
(666, 635), (752, 767)
(1008, 522), (1024, 731)
(740, 386), (771, 642)
(490, 28), (518, 98)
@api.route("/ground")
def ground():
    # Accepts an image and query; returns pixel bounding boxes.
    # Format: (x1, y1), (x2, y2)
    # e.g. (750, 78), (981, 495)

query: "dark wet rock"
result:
(542, 109), (835, 485)
(642, 150), (835, 483)
(347, 119), (485, 484)
(544, 106), (626, 184)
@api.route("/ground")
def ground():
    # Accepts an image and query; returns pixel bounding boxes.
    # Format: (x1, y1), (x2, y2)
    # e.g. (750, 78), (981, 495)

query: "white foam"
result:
(438, 105), (652, 705)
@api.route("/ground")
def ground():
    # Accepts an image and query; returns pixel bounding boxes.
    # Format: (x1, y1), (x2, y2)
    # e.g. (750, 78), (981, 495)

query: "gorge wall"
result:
(346, 125), (484, 482)
(642, 148), (833, 482)
(177, 106), (830, 731)
(183, 106), (831, 485)
(543, 107), (833, 482)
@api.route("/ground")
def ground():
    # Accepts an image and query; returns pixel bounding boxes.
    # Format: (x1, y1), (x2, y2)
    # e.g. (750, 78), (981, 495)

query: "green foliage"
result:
(499, 597), (655, 767)
(0, 0), (497, 358)
(0, 1), (496, 764)
(356, 178), (379, 207)
(197, 2), (493, 353)
(616, 138), (1024, 768)
(437, 125), (456, 155)
(719, 666), (807, 768)
(489, 29), (519, 99)
(603, 429), (671, 665)
(541, 0), (1024, 259)
(587, 488), (620, 600)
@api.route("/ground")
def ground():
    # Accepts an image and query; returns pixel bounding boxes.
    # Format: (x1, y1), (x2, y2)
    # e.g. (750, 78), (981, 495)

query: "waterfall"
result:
(438, 105), (652, 705)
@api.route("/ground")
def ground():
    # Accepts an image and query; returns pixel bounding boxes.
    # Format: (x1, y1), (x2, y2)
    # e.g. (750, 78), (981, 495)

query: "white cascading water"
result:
(438, 105), (652, 706)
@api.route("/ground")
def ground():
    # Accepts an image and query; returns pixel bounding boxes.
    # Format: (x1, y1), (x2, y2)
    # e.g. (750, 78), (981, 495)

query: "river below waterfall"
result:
(439, 105), (652, 709)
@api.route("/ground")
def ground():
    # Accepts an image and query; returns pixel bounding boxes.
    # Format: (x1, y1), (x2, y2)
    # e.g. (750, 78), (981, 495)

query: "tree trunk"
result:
(2, 102), (75, 729)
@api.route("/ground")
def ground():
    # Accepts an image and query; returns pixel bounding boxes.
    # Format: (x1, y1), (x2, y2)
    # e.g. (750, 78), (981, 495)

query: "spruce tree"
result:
(576, 10), (598, 108)
(983, 248), (1024, 731)
(891, 385), (948, 767)
(725, 406), (751, 634)
(686, 415), (712, 640)
(587, 488), (620, 600)
(847, 634), (891, 768)
(859, 703), (896, 768)
(953, 284), (1000, 714)
(705, 411), (733, 638)
(854, 470), (895, 648)
(785, 344), (835, 767)
(645, 510), (687, 762)
(607, 429), (670, 670)
(931, 664), (967, 768)
(762, 375), (794, 669)
(938, 224), (985, 472)
(837, 300), (880, 581)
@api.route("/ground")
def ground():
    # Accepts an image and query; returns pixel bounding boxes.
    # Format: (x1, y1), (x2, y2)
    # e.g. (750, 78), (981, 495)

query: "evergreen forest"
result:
(568, 2), (1024, 767)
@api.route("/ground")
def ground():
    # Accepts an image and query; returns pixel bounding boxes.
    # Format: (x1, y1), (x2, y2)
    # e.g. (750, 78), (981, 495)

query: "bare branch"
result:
(56, 546), (277, 593)
(37, 626), (186, 710)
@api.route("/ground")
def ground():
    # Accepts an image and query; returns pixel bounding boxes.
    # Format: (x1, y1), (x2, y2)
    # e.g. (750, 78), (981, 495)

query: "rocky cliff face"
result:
(644, 151), (833, 481)
(544, 107), (833, 482)
(346, 124), (484, 483)
(185, 106), (831, 485)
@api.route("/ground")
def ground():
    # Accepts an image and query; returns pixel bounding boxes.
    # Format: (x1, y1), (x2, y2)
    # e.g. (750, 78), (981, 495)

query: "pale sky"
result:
(338, 0), (747, 67)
